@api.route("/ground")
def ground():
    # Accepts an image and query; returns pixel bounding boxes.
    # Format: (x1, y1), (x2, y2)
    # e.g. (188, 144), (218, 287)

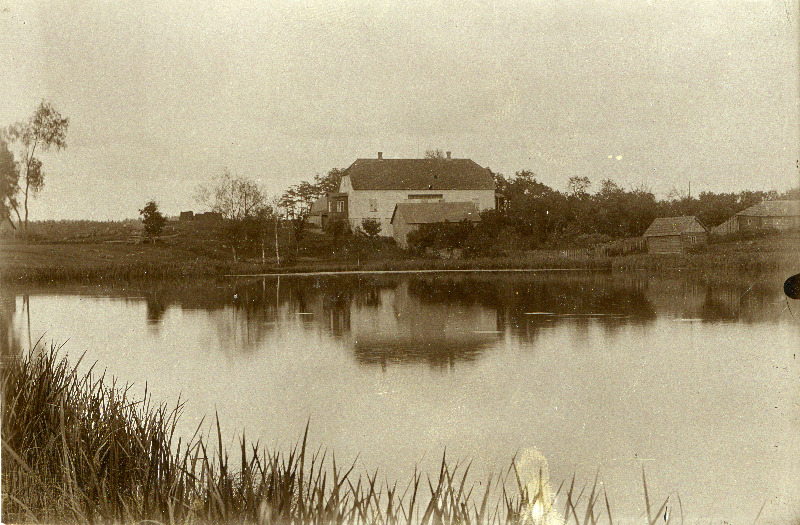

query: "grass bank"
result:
(2, 345), (679, 525)
(1, 221), (795, 283)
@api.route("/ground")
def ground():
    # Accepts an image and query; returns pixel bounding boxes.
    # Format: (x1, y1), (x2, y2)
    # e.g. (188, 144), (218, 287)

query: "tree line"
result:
(3, 101), (795, 258)
(407, 171), (797, 256)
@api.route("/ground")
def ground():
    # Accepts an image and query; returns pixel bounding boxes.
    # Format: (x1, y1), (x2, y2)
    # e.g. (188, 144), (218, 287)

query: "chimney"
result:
(378, 152), (383, 160)
(446, 151), (451, 160)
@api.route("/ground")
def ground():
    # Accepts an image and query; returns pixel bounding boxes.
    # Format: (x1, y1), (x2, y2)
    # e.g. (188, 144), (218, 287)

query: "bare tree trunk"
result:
(275, 216), (280, 267)
(23, 178), (28, 232)
(22, 143), (38, 233)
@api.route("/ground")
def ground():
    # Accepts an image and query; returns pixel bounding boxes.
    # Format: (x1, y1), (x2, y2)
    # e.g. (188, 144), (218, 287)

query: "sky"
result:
(1, 0), (799, 220)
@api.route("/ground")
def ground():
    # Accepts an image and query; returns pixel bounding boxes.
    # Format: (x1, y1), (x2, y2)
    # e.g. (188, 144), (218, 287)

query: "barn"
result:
(644, 216), (708, 254)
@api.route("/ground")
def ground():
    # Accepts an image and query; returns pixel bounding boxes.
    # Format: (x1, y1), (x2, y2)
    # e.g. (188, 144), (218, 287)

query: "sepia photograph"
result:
(1, 1), (799, 523)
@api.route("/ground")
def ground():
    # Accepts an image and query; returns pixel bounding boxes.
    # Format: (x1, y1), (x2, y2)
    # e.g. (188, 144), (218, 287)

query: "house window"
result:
(408, 194), (443, 200)
(336, 201), (344, 213)
(328, 202), (332, 213)
(369, 199), (378, 212)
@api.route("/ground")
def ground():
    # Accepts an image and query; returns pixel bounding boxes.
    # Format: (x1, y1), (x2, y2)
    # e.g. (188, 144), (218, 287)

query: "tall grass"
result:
(3, 345), (681, 524)
(0, 260), (237, 283)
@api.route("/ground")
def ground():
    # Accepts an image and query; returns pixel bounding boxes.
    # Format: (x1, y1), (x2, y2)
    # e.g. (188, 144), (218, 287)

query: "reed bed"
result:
(0, 260), (236, 284)
(3, 345), (679, 524)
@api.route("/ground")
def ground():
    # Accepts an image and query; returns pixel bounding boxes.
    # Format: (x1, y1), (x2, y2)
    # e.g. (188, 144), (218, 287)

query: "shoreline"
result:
(1, 230), (795, 283)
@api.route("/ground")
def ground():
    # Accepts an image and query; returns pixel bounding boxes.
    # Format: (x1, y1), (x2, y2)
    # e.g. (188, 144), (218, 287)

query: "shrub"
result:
(360, 218), (382, 238)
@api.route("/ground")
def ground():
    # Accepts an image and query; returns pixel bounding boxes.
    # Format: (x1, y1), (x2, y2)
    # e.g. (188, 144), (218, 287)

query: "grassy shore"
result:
(1, 345), (683, 525)
(1, 221), (796, 283)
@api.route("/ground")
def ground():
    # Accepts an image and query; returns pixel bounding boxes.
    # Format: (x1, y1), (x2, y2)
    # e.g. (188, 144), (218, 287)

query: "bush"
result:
(406, 220), (475, 256)
(360, 218), (382, 238)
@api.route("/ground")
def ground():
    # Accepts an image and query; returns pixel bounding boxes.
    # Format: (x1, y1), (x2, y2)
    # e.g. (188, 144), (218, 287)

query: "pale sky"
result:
(1, 0), (799, 220)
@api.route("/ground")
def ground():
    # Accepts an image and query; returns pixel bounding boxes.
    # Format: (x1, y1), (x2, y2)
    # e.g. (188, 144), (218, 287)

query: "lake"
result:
(3, 271), (799, 523)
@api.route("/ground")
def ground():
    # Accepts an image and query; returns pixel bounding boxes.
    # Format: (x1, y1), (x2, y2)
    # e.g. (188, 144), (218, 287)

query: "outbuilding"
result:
(644, 216), (708, 254)
(390, 201), (480, 249)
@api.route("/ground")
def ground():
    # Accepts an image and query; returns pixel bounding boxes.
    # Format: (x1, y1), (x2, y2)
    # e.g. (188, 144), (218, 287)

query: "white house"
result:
(331, 152), (496, 237)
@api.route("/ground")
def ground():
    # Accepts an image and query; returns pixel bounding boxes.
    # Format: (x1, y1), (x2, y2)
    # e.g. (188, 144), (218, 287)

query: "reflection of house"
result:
(644, 216), (708, 254)
(390, 201), (480, 249)
(348, 280), (500, 367)
(329, 152), (497, 236)
(712, 200), (800, 235)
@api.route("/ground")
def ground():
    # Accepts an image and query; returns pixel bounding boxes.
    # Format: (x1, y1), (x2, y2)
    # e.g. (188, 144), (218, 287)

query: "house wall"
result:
(737, 215), (762, 232)
(647, 232), (707, 254)
(327, 195), (348, 225)
(712, 216), (739, 236)
(347, 189), (494, 236)
(391, 214), (417, 249)
(738, 215), (800, 231)
(647, 235), (682, 254)
(681, 231), (708, 246)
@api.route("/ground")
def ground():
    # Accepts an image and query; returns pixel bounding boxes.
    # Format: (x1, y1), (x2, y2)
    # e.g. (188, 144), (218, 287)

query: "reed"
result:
(3, 345), (684, 524)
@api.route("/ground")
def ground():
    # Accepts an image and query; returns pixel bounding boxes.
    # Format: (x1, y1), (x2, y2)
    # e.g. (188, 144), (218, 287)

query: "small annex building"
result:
(644, 216), (708, 254)
(712, 200), (800, 236)
(330, 152), (497, 237)
(307, 195), (328, 227)
(390, 201), (480, 249)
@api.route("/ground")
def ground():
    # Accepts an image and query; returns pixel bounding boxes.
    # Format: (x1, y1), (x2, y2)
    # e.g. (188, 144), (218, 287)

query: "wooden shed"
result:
(644, 216), (708, 254)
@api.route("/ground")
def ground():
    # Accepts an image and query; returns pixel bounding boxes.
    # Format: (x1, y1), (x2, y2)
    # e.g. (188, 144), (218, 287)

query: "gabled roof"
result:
(344, 158), (494, 191)
(736, 200), (800, 217)
(644, 216), (707, 237)
(309, 195), (327, 214)
(391, 201), (481, 225)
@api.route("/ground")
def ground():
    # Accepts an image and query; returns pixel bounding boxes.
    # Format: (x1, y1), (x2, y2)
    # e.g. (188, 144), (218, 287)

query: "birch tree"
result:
(4, 101), (69, 231)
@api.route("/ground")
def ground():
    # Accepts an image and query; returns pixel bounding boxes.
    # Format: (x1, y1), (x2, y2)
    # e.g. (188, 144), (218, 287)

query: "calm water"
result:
(3, 271), (799, 523)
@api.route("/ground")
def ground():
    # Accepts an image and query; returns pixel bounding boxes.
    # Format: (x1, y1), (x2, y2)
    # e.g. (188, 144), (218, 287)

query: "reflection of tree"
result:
(698, 279), (781, 322)
(0, 288), (22, 360)
(353, 338), (492, 369)
(145, 294), (168, 325)
(406, 274), (657, 343)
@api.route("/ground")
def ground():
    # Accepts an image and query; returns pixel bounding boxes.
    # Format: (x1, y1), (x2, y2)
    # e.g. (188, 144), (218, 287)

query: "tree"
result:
(4, 100), (69, 231)
(139, 201), (167, 241)
(360, 218), (381, 238)
(424, 149), (445, 160)
(567, 176), (591, 197)
(196, 169), (270, 261)
(313, 168), (344, 195)
(0, 138), (19, 230)
(325, 217), (350, 249)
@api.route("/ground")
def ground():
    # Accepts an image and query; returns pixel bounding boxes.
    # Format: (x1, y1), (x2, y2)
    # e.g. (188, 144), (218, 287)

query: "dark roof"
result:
(309, 195), (327, 214)
(736, 200), (800, 217)
(391, 201), (481, 225)
(344, 158), (494, 191)
(644, 216), (707, 237)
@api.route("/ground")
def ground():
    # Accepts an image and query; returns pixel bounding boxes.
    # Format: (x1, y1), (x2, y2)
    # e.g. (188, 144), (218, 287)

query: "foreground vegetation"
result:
(0, 345), (686, 525)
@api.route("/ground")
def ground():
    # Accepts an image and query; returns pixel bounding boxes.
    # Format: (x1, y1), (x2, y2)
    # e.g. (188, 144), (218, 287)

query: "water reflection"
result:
(5, 272), (791, 366)
(5, 271), (797, 523)
(0, 291), (22, 360)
